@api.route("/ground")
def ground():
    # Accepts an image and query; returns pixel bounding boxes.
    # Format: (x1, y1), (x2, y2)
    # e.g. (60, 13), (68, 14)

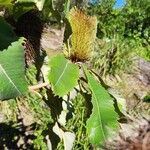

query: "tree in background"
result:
(88, 0), (150, 75)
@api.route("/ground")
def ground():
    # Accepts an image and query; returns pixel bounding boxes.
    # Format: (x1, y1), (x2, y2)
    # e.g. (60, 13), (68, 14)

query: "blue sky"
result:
(90, 0), (125, 8)
(114, 0), (125, 8)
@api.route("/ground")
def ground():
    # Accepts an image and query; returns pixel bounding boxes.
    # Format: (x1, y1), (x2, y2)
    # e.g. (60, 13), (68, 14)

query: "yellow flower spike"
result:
(67, 7), (97, 62)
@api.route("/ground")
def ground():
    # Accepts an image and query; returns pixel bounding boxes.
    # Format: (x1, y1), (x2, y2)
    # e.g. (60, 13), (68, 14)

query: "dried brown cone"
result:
(24, 39), (35, 66)
(15, 10), (43, 67)
(103, 117), (150, 150)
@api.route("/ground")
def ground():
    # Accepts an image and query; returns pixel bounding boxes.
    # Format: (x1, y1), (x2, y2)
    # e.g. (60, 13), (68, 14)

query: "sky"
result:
(90, 0), (125, 8)
(114, 0), (125, 8)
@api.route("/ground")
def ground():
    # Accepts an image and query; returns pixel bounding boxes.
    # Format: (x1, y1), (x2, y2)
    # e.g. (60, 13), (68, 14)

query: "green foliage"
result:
(87, 0), (119, 38)
(64, 0), (71, 15)
(23, 65), (53, 149)
(33, 129), (48, 149)
(1, 0), (149, 149)
(87, 0), (150, 75)
(0, 12), (27, 100)
(41, 0), (53, 20)
(0, 64), (53, 149)
(0, 98), (18, 122)
(48, 54), (79, 97)
(16, 0), (46, 11)
(135, 38), (150, 61)
(0, 0), (46, 10)
(0, 17), (17, 50)
(0, 38), (28, 100)
(91, 36), (135, 75)
(25, 65), (53, 125)
(143, 93), (150, 102)
(13, 2), (35, 20)
(0, 0), (49, 20)
(0, 0), (12, 6)
(57, 94), (91, 150)
(84, 67), (118, 145)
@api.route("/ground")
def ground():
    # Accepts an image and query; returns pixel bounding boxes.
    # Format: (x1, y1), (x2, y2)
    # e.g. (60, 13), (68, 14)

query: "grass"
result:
(0, 64), (92, 149)
(57, 94), (91, 150)
(91, 36), (134, 76)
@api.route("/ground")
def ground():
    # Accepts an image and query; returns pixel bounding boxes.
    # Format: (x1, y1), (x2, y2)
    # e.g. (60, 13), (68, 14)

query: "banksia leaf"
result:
(0, 17), (17, 50)
(67, 8), (97, 62)
(0, 38), (28, 100)
(84, 67), (118, 145)
(48, 54), (79, 97)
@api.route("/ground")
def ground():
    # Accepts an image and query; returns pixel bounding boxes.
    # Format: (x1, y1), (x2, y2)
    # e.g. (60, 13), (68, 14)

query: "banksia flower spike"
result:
(67, 7), (97, 62)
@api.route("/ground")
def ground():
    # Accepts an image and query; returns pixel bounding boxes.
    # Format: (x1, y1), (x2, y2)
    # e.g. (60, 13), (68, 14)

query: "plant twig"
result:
(29, 82), (49, 91)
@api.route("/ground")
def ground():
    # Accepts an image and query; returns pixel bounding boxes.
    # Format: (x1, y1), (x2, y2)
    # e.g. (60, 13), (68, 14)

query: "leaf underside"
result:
(0, 38), (28, 100)
(0, 17), (17, 50)
(84, 67), (118, 145)
(48, 54), (79, 97)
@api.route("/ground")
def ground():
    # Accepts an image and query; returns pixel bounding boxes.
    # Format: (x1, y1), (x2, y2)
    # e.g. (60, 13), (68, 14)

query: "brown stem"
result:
(29, 82), (49, 91)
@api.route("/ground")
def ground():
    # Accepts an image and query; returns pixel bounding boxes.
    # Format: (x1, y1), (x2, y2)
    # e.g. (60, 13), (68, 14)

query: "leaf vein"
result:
(54, 62), (69, 87)
(89, 81), (106, 141)
(0, 64), (21, 95)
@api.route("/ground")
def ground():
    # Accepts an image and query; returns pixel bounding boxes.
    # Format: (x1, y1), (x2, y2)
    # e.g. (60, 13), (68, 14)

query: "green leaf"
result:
(0, 17), (17, 50)
(64, 0), (70, 15)
(34, 0), (45, 10)
(0, 0), (13, 5)
(13, 3), (35, 20)
(48, 54), (79, 97)
(16, 0), (46, 10)
(0, 38), (28, 100)
(41, 0), (53, 20)
(84, 67), (118, 145)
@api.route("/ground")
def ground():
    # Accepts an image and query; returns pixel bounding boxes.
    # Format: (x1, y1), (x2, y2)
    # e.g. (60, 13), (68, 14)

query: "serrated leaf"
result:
(48, 54), (79, 97)
(0, 38), (28, 100)
(84, 67), (118, 145)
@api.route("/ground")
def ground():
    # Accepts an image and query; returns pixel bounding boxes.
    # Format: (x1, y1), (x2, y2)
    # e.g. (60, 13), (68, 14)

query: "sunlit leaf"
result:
(84, 67), (118, 145)
(0, 0), (13, 5)
(0, 38), (28, 100)
(48, 54), (79, 97)
(64, 0), (70, 15)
